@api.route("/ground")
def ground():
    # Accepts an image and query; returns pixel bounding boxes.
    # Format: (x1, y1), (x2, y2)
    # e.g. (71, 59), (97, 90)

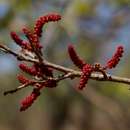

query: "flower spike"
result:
(20, 88), (40, 111)
(19, 63), (37, 76)
(105, 45), (124, 69)
(34, 13), (61, 37)
(17, 74), (30, 84)
(78, 64), (93, 90)
(22, 27), (42, 50)
(10, 32), (32, 51)
(68, 44), (85, 69)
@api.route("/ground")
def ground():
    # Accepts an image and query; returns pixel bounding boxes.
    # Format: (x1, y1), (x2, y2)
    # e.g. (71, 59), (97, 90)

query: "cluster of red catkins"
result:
(8, 13), (124, 111)
(10, 13), (61, 111)
(68, 44), (124, 89)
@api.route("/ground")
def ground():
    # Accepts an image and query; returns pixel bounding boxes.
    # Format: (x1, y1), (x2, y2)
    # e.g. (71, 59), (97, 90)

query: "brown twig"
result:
(45, 61), (130, 85)
(0, 44), (130, 86)
(0, 43), (38, 63)
(3, 82), (34, 95)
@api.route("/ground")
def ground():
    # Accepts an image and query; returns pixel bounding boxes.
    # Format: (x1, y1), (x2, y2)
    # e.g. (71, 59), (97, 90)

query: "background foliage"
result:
(0, 0), (130, 130)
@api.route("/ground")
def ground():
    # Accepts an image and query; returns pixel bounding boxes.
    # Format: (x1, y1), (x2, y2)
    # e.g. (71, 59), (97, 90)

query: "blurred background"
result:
(0, 0), (130, 130)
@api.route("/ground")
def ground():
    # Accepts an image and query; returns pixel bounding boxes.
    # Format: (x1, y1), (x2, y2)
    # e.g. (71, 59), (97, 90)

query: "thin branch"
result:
(0, 44), (18, 57)
(0, 43), (38, 63)
(45, 61), (130, 85)
(3, 80), (48, 95)
(3, 82), (33, 95)
(0, 44), (130, 86)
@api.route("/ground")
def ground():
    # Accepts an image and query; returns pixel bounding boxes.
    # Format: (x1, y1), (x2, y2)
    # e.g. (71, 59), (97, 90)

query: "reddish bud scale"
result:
(20, 88), (40, 111)
(78, 64), (93, 90)
(19, 63), (37, 76)
(105, 45), (124, 69)
(34, 13), (61, 37)
(10, 32), (31, 50)
(68, 44), (85, 69)
(34, 64), (53, 77)
(41, 66), (53, 77)
(45, 79), (57, 88)
(17, 74), (30, 84)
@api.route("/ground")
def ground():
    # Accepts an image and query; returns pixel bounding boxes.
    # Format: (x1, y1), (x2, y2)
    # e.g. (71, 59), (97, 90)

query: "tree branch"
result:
(0, 44), (130, 86)
(0, 12), (129, 112)
(45, 61), (130, 85)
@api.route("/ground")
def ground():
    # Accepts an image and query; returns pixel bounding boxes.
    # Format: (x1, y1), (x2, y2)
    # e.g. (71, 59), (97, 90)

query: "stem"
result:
(0, 44), (130, 86)
(45, 61), (130, 85)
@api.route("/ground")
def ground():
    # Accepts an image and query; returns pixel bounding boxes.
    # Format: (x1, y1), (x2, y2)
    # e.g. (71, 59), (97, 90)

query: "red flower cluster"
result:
(5, 12), (125, 112)
(68, 44), (124, 90)
(20, 88), (41, 111)
(34, 13), (61, 37)
(22, 27), (42, 50)
(9, 13), (62, 111)
(11, 13), (61, 53)
(78, 64), (93, 90)
(17, 74), (30, 84)
(68, 44), (85, 69)
(68, 44), (94, 89)
(105, 45), (124, 69)
(10, 32), (32, 51)
(19, 78), (57, 111)
(19, 63), (37, 76)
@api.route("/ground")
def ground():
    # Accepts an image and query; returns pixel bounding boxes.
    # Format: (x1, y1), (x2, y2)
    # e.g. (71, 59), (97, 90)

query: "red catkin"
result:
(19, 63), (37, 76)
(105, 45), (124, 69)
(34, 13), (61, 37)
(22, 28), (36, 43)
(68, 44), (85, 69)
(10, 32), (23, 46)
(22, 27), (42, 49)
(20, 88), (40, 111)
(17, 74), (30, 84)
(78, 64), (93, 90)
(10, 32), (31, 50)
(19, 78), (57, 112)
